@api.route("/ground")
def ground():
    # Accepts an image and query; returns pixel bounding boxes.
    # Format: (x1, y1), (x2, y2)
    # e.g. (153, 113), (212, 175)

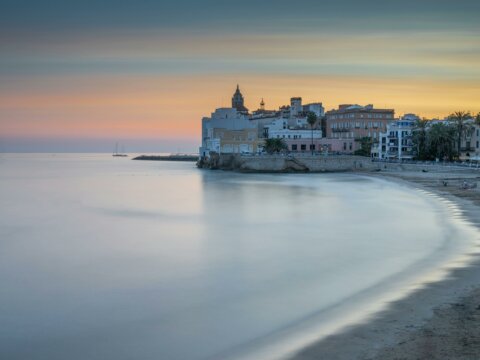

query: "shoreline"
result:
(291, 169), (480, 360)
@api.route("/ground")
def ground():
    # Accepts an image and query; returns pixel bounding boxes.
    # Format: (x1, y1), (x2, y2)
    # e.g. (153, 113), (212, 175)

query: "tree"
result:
(427, 123), (456, 161)
(412, 118), (429, 160)
(354, 137), (373, 156)
(476, 112), (480, 126)
(449, 111), (473, 157)
(307, 112), (317, 155)
(263, 138), (287, 154)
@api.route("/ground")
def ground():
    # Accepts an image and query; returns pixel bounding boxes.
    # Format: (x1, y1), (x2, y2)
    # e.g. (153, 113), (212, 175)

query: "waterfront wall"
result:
(197, 153), (480, 173)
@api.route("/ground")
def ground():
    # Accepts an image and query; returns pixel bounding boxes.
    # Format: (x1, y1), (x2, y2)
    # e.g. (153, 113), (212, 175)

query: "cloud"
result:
(1, 0), (479, 151)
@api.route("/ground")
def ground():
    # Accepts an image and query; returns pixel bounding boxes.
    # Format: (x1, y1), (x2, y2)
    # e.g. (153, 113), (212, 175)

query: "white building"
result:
(303, 102), (325, 118)
(200, 106), (257, 157)
(373, 114), (418, 160)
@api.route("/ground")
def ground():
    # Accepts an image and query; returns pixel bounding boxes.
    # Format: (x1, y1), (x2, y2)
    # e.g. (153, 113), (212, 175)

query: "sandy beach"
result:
(292, 168), (480, 360)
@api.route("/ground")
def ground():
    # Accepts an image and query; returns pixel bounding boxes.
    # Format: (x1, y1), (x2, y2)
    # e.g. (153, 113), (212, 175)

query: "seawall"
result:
(197, 154), (480, 173)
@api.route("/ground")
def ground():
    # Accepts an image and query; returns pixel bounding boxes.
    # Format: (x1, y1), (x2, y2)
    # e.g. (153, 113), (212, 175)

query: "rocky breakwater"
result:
(197, 153), (375, 172)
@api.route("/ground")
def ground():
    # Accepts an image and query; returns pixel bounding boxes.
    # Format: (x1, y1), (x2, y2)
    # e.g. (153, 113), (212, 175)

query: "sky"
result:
(1, 0), (480, 152)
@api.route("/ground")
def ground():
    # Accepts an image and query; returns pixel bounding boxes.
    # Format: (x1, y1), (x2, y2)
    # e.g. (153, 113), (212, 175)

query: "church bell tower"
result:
(231, 85), (248, 113)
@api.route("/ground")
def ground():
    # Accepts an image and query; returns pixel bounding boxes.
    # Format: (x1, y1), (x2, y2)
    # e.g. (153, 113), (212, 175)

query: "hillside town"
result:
(200, 86), (480, 163)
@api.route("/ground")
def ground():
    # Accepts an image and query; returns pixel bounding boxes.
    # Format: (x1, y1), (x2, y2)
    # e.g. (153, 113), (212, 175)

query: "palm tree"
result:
(307, 112), (317, 155)
(449, 111), (473, 157)
(412, 118), (429, 160)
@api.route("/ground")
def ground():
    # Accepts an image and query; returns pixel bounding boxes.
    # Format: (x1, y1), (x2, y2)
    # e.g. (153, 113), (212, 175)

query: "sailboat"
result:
(112, 143), (128, 157)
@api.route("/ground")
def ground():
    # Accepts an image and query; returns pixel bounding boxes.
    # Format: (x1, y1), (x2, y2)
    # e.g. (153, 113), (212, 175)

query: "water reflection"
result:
(0, 155), (477, 360)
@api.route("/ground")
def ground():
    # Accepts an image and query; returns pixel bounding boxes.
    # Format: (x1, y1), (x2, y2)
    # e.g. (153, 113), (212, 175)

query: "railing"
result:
(240, 151), (359, 157)
(372, 158), (480, 169)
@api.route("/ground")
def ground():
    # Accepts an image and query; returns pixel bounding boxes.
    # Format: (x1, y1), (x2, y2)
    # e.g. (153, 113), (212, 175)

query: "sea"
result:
(0, 153), (478, 360)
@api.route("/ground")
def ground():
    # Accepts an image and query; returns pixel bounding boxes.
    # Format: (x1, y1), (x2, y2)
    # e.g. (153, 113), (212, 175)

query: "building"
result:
(473, 125), (480, 161)
(373, 114), (417, 160)
(303, 102), (325, 118)
(200, 106), (262, 156)
(290, 97), (303, 117)
(269, 128), (323, 152)
(200, 86), (325, 156)
(264, 103), (323, 152)
(211, 128), (262, 154)
(458, 121), (480, 161)
(325, 105), (395, 152)
(231, 85), (249, 114)
(200, 87), (260, 157)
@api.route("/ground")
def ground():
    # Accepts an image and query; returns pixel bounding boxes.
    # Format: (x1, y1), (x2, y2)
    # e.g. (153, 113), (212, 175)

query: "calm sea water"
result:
(0, 153), (477, 360)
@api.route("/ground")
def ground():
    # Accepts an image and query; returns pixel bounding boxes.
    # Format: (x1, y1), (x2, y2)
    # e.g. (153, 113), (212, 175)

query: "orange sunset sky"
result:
(1, 0), (480, 152)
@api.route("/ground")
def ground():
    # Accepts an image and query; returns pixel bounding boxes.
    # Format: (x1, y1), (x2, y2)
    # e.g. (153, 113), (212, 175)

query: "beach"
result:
(292, 168), (480, 360)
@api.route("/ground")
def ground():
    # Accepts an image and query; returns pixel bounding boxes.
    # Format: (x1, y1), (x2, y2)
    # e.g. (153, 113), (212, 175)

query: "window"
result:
(310, 144), (315, 150)
(343, 142), (347, 150)
(349, 143), (352, 150)
(477, 141), (479, 148)
(301, 144), (307, 150)
(292, 144), (298, 151)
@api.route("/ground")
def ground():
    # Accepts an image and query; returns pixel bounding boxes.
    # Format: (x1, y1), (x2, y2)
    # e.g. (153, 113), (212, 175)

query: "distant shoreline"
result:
(291, 169), (480, 360)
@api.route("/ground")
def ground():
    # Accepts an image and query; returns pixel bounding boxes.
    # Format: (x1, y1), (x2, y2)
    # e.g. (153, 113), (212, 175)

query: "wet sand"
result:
(291, 169), (480, 360)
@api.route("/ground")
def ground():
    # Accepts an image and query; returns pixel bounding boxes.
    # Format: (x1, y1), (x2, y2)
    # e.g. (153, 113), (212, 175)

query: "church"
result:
(231, 85), (249, 114)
